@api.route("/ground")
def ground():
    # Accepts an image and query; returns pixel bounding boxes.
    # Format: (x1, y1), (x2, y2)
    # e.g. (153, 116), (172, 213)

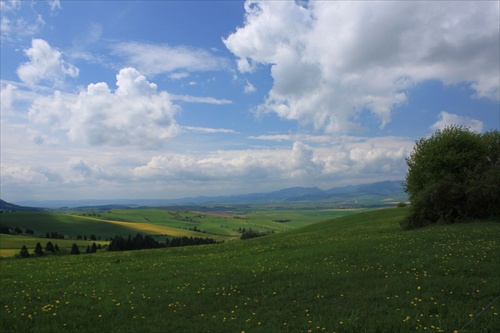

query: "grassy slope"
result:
(0, 212), (139, 239)
(0, 208), (498, 333)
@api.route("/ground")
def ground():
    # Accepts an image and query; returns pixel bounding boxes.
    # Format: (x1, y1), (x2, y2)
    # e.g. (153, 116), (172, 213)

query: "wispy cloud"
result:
(182, 126), (238, 134)
(170, 94), (232, 105)
(248, 134), (332, 144)
(244, 80), (256, 94)
(1, 6), (45, 42)
(169, 72), (189, 80)
(48, 0), (61, 12)
(111, 41), (231, 76)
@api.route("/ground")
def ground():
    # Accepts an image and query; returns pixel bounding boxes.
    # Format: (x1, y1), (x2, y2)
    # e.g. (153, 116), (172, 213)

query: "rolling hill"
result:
(0, 208), (498, 332)
(0, 199), (46, 212)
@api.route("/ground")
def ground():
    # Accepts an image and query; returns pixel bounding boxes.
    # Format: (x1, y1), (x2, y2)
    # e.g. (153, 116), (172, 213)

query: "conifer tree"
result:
(70, 243), (80, 254)
(34, 242), (44, 256)
(19, 245), (30, 258)
(45, 241), (55, 253)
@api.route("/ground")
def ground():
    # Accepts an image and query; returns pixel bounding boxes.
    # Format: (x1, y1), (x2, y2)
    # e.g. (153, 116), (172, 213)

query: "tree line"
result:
(107, 233), (221, 252)
(18, 241), (103, 258)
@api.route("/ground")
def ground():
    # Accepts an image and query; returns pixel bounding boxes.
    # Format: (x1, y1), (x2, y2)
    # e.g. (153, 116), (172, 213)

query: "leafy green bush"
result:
(402, 126), (500, 228)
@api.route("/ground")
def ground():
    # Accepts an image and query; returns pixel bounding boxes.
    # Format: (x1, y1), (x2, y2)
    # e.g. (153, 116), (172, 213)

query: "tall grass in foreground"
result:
(0, 208), (498, 332)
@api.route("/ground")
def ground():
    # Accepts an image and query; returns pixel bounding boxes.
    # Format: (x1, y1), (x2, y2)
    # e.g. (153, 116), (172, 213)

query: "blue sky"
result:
(1, 0), (499, 202)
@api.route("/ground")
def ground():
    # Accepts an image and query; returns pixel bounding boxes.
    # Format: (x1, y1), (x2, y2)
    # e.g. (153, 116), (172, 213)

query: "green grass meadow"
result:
(1, 208), (499, 332)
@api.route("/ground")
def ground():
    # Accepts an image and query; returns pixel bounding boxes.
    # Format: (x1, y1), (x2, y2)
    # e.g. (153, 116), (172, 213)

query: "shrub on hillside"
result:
(402, 126), (500, 228)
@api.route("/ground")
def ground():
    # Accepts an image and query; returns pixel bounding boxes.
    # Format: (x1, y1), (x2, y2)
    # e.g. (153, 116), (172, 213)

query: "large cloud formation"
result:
(224, 1), (500, 133)
(28, 67), (180, 147)
(133, 138), (410, 189)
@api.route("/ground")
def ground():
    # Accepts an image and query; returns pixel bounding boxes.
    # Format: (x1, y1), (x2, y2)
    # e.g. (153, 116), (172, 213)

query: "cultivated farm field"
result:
(0, 208), (499, 332)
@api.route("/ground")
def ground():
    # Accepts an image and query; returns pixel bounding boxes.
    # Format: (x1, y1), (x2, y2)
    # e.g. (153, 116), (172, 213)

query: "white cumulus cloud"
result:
(17, 39), (79, 86)
(27, 67), (180, 147)
(69, 67), (180, 147)
(430, 111), (484, 133)
(224, 1), (500, 133)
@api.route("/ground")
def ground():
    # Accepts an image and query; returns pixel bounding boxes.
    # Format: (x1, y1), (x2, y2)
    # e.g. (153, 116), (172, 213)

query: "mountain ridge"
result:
(8, 180), (406, 209)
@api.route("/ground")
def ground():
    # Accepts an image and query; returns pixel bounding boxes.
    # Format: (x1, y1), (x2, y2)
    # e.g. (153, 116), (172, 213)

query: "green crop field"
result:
(0, 234), (108, 258)
(1, 208), (499, 332)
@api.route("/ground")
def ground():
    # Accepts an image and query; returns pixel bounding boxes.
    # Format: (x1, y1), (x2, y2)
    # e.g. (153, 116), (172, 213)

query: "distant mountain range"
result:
(6, 180), (407, 209)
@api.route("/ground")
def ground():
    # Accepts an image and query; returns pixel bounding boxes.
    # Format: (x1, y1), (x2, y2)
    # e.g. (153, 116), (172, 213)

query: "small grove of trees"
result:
(18, 241), (61, 258)
(240, 229), (275, 240)
(0, 225), (35, 235)
(402, 126), (500, 228)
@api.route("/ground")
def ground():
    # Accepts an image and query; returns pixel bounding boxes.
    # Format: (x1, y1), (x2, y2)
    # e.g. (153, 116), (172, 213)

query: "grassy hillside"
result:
(0, 212), (140, 239)
(0, 208), (498, 332)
